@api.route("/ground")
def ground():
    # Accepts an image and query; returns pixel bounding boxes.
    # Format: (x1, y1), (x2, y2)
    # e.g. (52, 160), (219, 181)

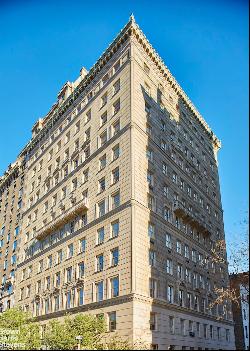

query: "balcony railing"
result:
(36, 198), (89, 240)
(173, 200), (211, 235)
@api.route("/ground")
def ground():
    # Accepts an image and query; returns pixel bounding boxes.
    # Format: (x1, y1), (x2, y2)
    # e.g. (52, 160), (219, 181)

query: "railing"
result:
(36, 198), (89, 240)
(173, 200), (211, 236)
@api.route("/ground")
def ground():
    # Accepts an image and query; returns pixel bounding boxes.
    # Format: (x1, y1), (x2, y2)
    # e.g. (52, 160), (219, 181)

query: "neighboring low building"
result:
(0, 157), (25, 311)
(230, 272), (249, 350)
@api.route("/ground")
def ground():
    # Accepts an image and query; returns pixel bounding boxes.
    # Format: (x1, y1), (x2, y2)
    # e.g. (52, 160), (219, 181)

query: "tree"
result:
(44, 313), (106, 350)
(209, 214), (249, 317)
(0, 307), (41, 350)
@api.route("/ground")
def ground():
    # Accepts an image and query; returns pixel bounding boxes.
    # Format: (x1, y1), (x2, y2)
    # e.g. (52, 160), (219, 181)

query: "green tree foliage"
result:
(0, 307), (41, 350)
(44, 314), (106, 350)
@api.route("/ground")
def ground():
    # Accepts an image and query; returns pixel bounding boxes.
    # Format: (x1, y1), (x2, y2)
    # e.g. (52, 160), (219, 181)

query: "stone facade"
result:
(1, 16), (235, 350)
(0, 157), (25, 311)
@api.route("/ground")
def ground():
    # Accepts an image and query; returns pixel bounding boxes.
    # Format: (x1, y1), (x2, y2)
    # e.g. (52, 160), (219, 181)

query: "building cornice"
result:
(17, 15), (220, 160)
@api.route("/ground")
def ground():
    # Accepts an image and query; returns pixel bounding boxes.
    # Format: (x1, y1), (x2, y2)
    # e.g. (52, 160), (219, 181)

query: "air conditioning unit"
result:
(189, 332), (195, 337)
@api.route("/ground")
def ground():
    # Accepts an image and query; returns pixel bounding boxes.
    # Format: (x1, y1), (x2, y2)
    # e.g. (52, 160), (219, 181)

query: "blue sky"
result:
(0, 0), (249, 256)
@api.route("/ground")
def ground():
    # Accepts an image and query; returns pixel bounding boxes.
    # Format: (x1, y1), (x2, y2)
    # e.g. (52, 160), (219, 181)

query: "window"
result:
(147, 171), (154, 187)
(96, 281), (104, 302)
(166, 259), (173, 275)
(150, 313), (157, 331)
(96, 254), (104, 272)
(187, 292), (192, 309)
(164, 207), (170, 221)
(194, 295), (199, 311)
(100, 111), (107, 126)
(112, 167), (119, 184)
(184, 245), (189, 258)
(162, 162), (167, 175)
(97, 227), (105, 245)
(78, 262), (85, 278)
(148, 194), (155, 211)
(54, 295), (60, 311)
(163, 184), (169, 197)
(98, 200), (106, 217)
(166, 233), (172, 248)
(38, 260), (43, 273)
(55, 272), (61, 287)
(100, 130), (107, 147)
(113, 144), (120, 160)
(113, 79), (120, 95)
(57, 250), (63, 264)
(68, 243), (74, 258)
(180, 319), (186, 336)
(177, 264), (183, 280)
(149, 250), (156, 266)
(110, 276), (119, 297)
(176, 241), (182, 254)
(112, 120), (121, 136)
(146, 148), (153, 161)
(148, 223), (155, 239)
(169, 316), (175, 334)
(108, 312), (116, 331)
(149, 278), (157, 298)
(47, 255), (52, 268)
(113, 99), (120, 115)
(85, 109), (91, 123)
(99, 154), (106, 170)
(112, 191), (120, 209)
(46, 276), (51, 290)
(66, 291), (72, 309)
(101, 92), (107, 107)
(179, 290), (184, 307)
(99, 177), (106, 193)
(111, 220), (119, 238)
(66, 267), (73, 283)
(111, 248), (119, 267)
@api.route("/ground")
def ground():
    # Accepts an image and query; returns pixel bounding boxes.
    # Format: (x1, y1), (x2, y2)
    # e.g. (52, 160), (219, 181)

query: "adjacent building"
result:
(0, 16), (236, 349)
(230, 272), (249, 350)
(0, 157), (25, 311)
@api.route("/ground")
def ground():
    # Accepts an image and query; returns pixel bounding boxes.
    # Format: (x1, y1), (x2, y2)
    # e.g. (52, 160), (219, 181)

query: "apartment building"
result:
(0, 157), (25, 312)
(230, 272), (249, 350)
(0, 15), (235, 349)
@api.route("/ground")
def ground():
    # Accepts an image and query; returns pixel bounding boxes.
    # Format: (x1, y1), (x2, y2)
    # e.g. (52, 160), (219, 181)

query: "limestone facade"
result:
(0, 16), (235, 350)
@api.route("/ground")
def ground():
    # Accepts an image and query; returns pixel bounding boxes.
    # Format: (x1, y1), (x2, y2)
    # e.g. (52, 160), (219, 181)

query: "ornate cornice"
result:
(17, 15), (220, 159)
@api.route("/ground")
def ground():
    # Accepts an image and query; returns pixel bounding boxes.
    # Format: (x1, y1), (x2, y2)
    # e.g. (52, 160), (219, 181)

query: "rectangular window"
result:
(112, 167), (120, 184)
(169, 316), (175, 334)
(113, 144), (120, 160)
(78, 288), (84, 306)
(166, 259), (173, 275)
(111, 248), (119, 267)
(149, 278), (157, 298)
(108, 311), (116, 331)
(99, 154), (106, 170)
(113, 99), (120, 115)
(110, 276), (119, 297)
(96, 254), (104, 272)
(166, 233), (172, 248)
(96, 281), (104, 302)
(97, 227), (105, 245)
(149, 250), (156, 266)
(111, 220), (119, 238)
(112, 192), (120, 209)
(150, 313), (157, 331)
(98, 200), (106, 217)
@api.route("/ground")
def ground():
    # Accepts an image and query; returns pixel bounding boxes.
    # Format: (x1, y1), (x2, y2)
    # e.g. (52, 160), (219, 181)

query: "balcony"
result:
(36, 198), (89, 240)
(173, 200), (211, 235)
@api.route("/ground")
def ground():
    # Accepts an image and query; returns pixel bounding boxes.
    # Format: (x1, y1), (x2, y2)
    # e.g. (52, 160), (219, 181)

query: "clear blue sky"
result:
(0, 0), (249, 252)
